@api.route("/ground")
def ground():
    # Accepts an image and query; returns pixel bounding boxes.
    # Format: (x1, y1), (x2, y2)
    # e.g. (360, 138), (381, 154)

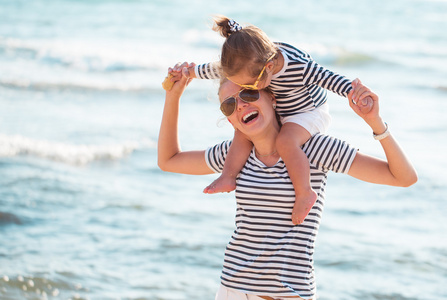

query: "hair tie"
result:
(228, 19), (242, 33)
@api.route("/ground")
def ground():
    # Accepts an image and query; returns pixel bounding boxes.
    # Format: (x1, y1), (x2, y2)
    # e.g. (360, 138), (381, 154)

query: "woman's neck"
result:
(251, 125), (280, 166)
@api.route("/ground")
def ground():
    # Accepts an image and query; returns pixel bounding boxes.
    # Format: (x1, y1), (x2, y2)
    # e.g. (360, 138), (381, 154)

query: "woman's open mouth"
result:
(242, 111), (259, 124)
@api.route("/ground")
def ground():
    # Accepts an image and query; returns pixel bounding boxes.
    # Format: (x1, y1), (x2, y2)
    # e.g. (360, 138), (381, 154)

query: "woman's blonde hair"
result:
(212, 15), (278, 79)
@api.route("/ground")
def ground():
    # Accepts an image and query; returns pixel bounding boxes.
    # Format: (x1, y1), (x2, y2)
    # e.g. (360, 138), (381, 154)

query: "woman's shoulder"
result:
(303, 133), (348, 153)
(303, 134), (358, 173)
(205, 140), (233, 173)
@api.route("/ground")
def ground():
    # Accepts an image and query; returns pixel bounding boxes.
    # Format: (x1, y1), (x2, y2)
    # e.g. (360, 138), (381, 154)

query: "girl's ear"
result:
(266, 61), (275, 72)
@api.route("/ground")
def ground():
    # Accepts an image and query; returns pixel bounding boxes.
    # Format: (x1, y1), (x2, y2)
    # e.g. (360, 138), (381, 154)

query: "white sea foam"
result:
(0, 36), (180, 76)
(0, 35), (216, 91)
(0, 78), (157, 93)
(0, 134), (155, 165)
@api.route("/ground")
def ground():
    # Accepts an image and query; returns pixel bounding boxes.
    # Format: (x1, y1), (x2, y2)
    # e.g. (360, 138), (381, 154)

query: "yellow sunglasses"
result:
(228, 52), (276, 90)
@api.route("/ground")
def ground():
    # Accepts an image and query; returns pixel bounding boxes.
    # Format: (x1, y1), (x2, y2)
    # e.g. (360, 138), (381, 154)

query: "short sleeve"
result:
(205, 140), (232, 173)
(303, 134), (357, 174)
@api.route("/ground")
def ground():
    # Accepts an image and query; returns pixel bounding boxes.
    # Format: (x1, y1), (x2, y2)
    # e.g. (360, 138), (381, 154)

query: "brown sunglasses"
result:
(220, 89), (260, 117)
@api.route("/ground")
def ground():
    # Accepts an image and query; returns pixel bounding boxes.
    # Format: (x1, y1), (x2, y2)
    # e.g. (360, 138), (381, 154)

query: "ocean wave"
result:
(0, 274), (72, 299)
(0, 134), (156, 165)
(0, 79), (157, 93)
(408, 83), (447, 93)
(332, 51), (376, 66)
(0, 37), (156, 73)
(296, 43), (377, 66)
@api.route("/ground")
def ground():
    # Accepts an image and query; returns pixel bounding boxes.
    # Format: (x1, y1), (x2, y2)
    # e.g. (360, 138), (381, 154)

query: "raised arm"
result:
(167, 61), (221, 84)
(301, 55), (352, 98)
(157, 63), (215, 175)
(347, 79), (418, 187)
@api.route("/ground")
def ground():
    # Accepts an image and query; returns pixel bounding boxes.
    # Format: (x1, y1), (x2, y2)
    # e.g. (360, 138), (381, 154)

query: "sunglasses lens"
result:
(220, 97), (236, 116)
(239, 89), (260, 102)
(220, 90), (260, 116)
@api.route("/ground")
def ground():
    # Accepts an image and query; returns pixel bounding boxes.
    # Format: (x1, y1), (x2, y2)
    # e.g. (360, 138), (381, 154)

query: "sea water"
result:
(0, 0), (446, 299)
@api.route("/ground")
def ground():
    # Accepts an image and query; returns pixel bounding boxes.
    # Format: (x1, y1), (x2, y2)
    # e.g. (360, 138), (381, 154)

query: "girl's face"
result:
(219, 81), (278, 138)
(226, 60), (274, 90)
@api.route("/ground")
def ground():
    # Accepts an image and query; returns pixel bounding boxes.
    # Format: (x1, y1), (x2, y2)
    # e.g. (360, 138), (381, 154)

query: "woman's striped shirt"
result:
(194, 42), (352, 117)
(205, 134), (357, 299)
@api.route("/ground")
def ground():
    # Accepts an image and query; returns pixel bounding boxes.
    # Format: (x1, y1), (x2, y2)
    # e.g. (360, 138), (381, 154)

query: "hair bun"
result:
(212, 15), (240, 38)
(228, 19), (242, 33)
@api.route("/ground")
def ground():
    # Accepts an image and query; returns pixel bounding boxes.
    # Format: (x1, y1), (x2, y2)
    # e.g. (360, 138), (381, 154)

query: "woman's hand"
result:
(349, 79), (374, 115)
(348, 78), (386, 133)
(168, 61), (196, 78)
(348, 79), (378, 118)
(166, 62), (195, 95)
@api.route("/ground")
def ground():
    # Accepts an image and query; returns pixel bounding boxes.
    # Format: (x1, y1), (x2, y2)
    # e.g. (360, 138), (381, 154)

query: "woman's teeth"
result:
(243, 111), (259, 123)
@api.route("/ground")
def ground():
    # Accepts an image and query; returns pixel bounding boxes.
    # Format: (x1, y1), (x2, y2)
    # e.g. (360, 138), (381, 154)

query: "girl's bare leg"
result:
(203, 130), (252, 194)
(276, 123), (317, 225)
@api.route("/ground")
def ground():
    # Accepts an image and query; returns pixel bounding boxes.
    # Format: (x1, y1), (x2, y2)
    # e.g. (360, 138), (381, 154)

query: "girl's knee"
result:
(277, 123), (311, 147)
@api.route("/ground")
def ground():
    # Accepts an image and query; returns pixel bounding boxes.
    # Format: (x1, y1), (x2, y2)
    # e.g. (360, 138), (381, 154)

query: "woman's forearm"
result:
(372, 119), (418, 187)
(157, 92), (181, 171)
(349, 117), (418, 187)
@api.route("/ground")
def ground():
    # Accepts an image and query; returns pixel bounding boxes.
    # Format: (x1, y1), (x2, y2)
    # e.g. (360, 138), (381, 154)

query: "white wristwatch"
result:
(373, 123), (390, 140)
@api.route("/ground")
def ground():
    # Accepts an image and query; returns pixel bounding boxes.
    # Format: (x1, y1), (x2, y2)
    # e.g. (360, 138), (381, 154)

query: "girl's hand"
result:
(349, 78), (374, 114)
(165, 62), (194, 98)
(168, 62), (196, 82)
(348, 78), (380, 124)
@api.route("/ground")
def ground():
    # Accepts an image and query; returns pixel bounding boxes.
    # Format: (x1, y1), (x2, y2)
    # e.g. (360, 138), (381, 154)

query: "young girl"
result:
(168, 16), (371, 225)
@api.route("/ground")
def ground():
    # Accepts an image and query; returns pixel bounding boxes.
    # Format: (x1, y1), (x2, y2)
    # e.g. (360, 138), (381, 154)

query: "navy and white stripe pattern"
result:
(194, 42), (352, 117)
(194, 61), (222, 80)
(205, 134), (357, 299)
(228, 19), (242, 32)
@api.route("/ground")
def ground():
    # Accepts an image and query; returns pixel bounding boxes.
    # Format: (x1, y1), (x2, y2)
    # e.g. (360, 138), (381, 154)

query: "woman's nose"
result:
(236, 97), (248, 111)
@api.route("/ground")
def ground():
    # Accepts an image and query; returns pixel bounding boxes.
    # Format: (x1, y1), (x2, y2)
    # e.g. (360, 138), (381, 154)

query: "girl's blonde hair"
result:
(212, 15), (278, 79)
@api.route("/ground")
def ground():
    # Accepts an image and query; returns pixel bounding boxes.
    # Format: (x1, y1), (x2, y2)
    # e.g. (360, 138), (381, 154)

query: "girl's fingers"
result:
(169, 62), (194, 73)
(351, 78), (360, 100)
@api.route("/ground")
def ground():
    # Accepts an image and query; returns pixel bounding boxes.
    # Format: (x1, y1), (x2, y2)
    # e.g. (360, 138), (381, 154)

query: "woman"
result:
(158, 64), (417, 300)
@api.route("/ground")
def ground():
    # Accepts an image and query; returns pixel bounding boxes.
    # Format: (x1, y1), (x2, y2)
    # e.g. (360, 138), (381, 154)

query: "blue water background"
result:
(1, 0), (446, 299)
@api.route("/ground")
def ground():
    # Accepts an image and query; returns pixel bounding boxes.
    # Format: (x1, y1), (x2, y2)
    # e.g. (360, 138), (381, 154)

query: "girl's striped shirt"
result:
(205, 133), (357, 299)
(194, 42), (352, 117)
